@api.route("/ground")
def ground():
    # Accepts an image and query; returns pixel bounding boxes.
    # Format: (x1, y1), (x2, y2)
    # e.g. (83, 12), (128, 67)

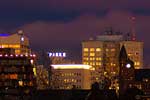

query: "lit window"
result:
(90, 58), (93, 60)
(111, 49), (115, 52)
(10, 74), (18, 79)
(83, 53), (88, 56)
(83, 57), (88, 61)
(92, 63), (95, 66)
(96, 57), (101, 61)
(90, 53), (95, 56)
(96, 48), (101, 52)
(15, 50), (20, 54)
(18, 81), (23, 86)
(134, 62), (140, 66)
(96, 62), (101, 66)
(33, 67), (36, 76)
(90, 48), (95, 52)
(106, 49), (109, 52)
(83, 48), (88, 52)
(2, 44), (8, 48)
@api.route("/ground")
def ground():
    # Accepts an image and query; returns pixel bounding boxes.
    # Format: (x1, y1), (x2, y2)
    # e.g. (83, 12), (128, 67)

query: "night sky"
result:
(0, 0), (150, 66)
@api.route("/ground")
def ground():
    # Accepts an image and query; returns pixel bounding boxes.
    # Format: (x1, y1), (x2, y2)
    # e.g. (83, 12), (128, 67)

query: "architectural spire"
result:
(119, 45), (128, 62)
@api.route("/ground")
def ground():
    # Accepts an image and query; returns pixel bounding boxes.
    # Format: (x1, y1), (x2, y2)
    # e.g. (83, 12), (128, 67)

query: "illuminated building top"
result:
(52, 64), (92, 69)
(0, 33), (10, 37)
(0, 54), (36, 58)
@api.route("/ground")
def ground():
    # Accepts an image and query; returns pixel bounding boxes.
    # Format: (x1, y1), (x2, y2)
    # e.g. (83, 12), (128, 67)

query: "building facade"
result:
(82, 31), (143, 84)
(0, 52), (36, 100)
(0, 31), (30, 55)
(51, 64), (92, 89)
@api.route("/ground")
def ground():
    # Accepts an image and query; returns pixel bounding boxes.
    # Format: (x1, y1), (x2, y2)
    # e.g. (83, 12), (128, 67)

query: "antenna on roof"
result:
(130, 16), (136, 41)
(18, 30), (24, 35)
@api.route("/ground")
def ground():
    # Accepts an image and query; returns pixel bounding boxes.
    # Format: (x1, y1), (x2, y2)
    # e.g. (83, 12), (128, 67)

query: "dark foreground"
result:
(1, 89), (150, 100)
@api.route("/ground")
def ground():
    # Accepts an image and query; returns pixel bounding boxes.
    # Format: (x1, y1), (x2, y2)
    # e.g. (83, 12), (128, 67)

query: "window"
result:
(111, 49), (115, 52)
(83, 53), (88, 56)
(83, 57), (89, 61)
(96, 62), (101, 66)
(96, 48), (101, 52)
(90, 53), (95, 56)
(90, 48), (95, 52)
(96, 57), (101, 61)
(83, 48), (88, 52)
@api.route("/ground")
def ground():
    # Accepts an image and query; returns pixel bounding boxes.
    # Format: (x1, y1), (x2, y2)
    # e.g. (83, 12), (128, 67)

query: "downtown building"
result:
(0, 30), (30, 55)
(0, 49), (37, 100)
(82, 30), (143, 84)
(0, 31), (37, 100)
(51, 64), (92, 89)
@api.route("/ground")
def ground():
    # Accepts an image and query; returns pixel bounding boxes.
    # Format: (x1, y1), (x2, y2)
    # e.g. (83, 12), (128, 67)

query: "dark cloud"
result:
(15, 11), (150, 65)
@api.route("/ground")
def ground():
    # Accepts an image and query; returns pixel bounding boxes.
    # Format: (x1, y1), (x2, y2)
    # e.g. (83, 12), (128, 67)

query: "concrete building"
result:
(82, 30), (143, 83)
(0, 30), (30, 55)
(51, 64), (92, 89)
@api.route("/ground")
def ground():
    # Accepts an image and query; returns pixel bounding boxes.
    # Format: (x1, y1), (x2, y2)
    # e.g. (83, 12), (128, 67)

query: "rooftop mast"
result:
(131, 16), (136, 41)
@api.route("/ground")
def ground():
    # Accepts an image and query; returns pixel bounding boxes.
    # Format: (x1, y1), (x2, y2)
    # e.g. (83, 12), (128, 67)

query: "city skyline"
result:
(0, 1), (150, 66)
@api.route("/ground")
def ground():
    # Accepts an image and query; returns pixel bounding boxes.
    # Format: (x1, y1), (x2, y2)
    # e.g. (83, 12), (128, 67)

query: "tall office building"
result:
(0, 49), (36, 100)
(82, 29), (143, 83)
(0, 30), (30, 55)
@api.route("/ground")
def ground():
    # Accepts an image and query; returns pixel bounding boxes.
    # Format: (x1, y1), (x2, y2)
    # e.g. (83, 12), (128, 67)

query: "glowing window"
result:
(135, 62), (140, 66)
(111, 49), (115, 52)
(96, 48), (101, 52)
(2, 44), (8, 48)
(83, 48), (88, 52)
(96, 57), (101, 61)
(90, 48), (95, 52)
(90, 53), (95, 56)
(106, 49), (109, 52)
(90, 58), (93, 60)
(10, 74), (18, 79)
(9, 44), (20, 48)
(19, 81), (23, 86)
(83, 53), (88, 56)
(96, 62), (101, 66)
(15, 50), (20, 54)
(83, 57), (89, 61)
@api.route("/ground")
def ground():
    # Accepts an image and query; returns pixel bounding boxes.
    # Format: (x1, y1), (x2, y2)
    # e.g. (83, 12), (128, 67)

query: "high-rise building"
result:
(82, 30), (143, 83)
(51, 64), (92, 89)
(0, 30), (30, 55)
(0, 49), (36, 100)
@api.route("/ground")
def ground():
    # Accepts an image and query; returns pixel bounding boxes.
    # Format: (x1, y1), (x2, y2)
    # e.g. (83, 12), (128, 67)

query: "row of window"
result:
(83, 53), (102, 57)
(63, 79), (81, 83)
(0, 44), (20, 48)
(83, 62), (101, 66)
(83, 57), (102, 61)
(83, 48), (101, 52)
(0, 81), (33, 87)
(61, 73), (81, 76)
(83, 48), (116, 52)
(0, 74), (33, 80)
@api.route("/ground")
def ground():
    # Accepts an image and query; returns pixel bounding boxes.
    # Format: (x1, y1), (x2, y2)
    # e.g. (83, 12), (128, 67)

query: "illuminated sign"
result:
(48, 52), (66, 57)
